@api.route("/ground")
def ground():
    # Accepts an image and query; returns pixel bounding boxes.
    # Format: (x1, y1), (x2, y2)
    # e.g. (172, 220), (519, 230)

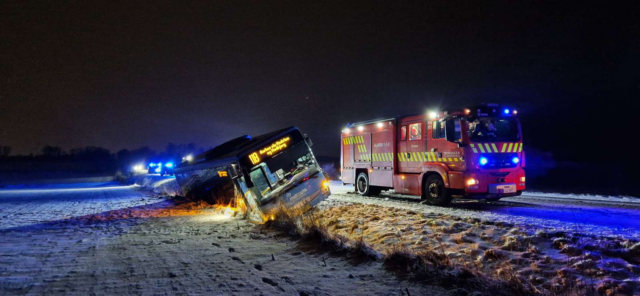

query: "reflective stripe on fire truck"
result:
(470, 143), (478, 153)
(507, 143), (513, 152)
(478, 144), (485, 153)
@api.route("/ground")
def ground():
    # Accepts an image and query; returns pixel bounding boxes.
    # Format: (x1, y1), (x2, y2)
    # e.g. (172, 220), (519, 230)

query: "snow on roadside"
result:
(522, 191), (640, 204)
(328, 182), (640, 240)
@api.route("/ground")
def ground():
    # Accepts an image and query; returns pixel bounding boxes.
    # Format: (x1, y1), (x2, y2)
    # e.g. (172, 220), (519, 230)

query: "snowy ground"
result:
(322, 182), (640, 295)
(3, 176), (639, 295)
(0, 178), (446, 295)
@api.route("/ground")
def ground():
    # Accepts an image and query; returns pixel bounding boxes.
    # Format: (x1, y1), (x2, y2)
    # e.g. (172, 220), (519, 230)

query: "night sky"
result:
(1, 1), (637, 164)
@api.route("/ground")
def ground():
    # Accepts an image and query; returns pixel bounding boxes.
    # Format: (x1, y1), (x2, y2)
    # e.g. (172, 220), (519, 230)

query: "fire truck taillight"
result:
(464, 108), (471, 115)
(467, 179), (478, 186)
(520, 177), (526, 183)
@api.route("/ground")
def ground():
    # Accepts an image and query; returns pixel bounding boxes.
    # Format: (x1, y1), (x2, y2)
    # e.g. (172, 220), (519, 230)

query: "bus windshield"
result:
(467, 117), (520, 142)
(250, 141), (317, 201)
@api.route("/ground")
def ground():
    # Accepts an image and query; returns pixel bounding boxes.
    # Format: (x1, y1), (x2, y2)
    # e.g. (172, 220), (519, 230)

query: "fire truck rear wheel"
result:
(356, 172), (378, 196)
(423, 175), (452, 206)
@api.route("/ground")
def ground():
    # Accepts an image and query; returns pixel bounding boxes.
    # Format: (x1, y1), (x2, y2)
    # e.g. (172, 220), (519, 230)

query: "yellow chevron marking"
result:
(362, 145), (367, 152)
(397, 153), (402, 162)
(491, 143), (498, 153)
(360, 135), (364, 143)
(513, 143), (519, 152)
(484, 143), (492, 153)
(507, 143), (513, 152)
(501, 143), (507, 152)
(454, 158), (459, 161)
(478, 144), (486, 153)
(518, 144), (523, 152)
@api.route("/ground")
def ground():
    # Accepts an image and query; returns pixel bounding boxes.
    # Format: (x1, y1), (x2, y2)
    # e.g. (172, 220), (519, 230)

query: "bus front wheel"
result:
(422, 175), (452, 206)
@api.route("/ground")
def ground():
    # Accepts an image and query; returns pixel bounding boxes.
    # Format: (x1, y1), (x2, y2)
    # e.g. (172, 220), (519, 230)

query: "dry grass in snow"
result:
(266, 203), (639, 296)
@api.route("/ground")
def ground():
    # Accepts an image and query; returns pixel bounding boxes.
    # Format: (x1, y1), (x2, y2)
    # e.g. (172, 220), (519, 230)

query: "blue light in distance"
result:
(165, 162), (173, 168)
(154, 167), (161, 173)
(479, 157), (488, 165)
(149, 163), (156, 167)
(158, 163), (163, 167)
(512, 157), (520, 164)
(504, 109), (510, 114)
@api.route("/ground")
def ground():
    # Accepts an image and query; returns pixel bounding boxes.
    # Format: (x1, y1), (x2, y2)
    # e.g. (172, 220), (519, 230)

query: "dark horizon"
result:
(1, 1), (637, 164)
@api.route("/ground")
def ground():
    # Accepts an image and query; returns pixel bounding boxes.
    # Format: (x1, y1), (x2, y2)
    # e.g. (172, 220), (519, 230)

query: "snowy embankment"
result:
(318, 182), (640, 295)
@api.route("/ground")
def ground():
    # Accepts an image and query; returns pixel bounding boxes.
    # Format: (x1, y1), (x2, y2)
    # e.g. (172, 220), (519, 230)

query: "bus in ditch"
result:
(174, 126), (331, 223)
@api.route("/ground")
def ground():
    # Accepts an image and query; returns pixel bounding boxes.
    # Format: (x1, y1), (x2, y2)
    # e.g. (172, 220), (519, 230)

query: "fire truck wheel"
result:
(423, 175), (452, 206)
(356, 172), (376, 196)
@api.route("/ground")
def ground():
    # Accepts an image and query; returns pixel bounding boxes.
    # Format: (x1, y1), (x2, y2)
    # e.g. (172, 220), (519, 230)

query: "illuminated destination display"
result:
(248, 136), (291, 165)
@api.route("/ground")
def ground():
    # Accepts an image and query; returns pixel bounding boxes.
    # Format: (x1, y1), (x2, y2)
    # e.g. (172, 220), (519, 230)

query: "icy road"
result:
(328, 182), (640, 240)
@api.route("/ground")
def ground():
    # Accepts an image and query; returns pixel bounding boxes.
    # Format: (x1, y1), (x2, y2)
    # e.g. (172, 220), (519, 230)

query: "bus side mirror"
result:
(303, 134), (313, 147)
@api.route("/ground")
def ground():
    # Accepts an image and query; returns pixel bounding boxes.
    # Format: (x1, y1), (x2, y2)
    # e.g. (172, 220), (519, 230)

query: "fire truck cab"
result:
(340, 104), (525, 206)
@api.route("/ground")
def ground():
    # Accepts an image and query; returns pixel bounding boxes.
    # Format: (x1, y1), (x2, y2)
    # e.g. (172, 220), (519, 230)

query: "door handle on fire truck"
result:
(406, 153), (411, 159)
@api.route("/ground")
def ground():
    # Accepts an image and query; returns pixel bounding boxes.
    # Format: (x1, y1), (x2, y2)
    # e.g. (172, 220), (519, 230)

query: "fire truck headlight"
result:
(512, 157), (520, 164)
(165, 162), (173, 168)
(479, 157), (488, 166)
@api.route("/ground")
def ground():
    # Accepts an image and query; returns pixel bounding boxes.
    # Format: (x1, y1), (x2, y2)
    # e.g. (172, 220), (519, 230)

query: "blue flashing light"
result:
(504, 109), (510, 114)
(158, 163), (163, 167)
(149, 163), (156, 167)
(154, 167), (161, 173)
(165, 162), (173, 168)
(479, 157), (488, 166)
(512, 157), (520, 164)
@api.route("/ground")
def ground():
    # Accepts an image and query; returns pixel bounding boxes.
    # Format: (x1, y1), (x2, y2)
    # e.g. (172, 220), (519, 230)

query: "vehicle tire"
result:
(355, 172), (374, 196)
(422, 175), (452, 206)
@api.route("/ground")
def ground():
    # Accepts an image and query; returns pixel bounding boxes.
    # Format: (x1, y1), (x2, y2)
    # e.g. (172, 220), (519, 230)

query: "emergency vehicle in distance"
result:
(340, 103), (525, 206)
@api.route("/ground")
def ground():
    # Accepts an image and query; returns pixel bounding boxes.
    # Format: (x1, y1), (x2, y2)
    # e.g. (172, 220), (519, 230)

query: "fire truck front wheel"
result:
(356, 172), (380, 196)
(422, 175), (452, 206)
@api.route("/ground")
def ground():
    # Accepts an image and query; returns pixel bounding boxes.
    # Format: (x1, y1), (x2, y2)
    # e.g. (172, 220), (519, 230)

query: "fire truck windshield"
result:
(467, 117), (520, 142)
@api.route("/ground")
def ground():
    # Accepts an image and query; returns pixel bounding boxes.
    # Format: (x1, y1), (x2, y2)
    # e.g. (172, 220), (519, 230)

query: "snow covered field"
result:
(2, 176), (639, 295)
(0, 178), (446, 295)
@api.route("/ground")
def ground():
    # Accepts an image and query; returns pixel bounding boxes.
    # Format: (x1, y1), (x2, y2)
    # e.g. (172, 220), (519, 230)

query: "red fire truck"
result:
(340, 104), (525, 206)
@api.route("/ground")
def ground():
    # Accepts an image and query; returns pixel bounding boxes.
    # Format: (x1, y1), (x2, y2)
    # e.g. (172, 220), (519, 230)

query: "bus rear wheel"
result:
(422, 175), (452, 206)
(356, 173), (380, 196)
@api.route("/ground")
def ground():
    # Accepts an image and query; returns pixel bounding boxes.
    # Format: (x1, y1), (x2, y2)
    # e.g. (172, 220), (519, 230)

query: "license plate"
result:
(489, 183), (516, 194)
